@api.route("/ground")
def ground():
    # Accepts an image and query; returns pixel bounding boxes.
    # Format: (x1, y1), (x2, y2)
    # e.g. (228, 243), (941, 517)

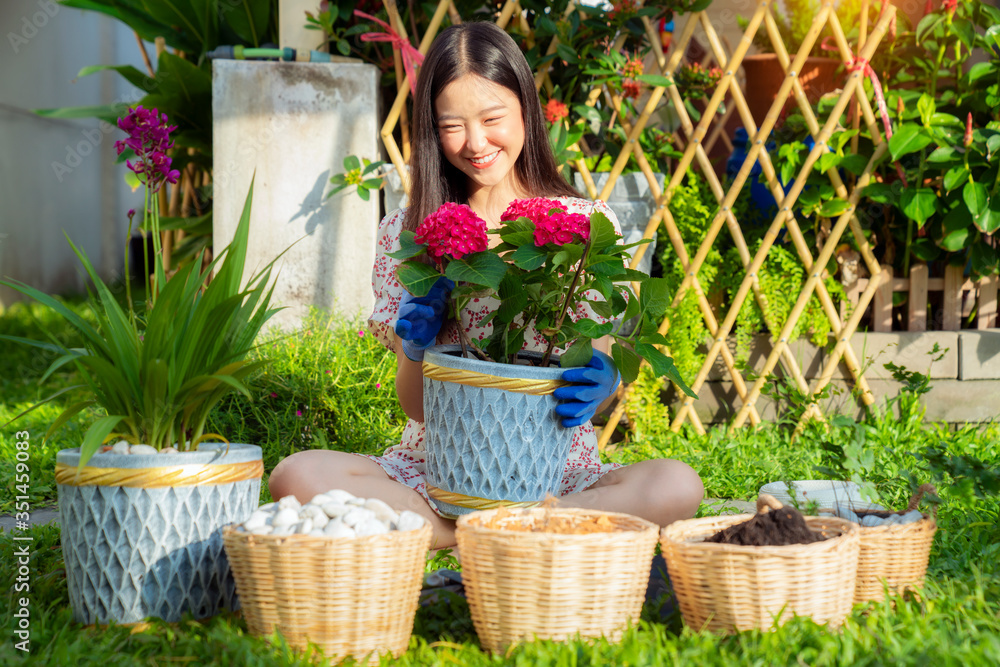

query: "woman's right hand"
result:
(394, 276), (454, 362)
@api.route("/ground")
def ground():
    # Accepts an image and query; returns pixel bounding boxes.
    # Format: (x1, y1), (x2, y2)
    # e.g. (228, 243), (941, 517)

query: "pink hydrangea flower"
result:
(500, 198), (568, 225)
(533, 210), (590, 247)
(415, 203), (488, 261)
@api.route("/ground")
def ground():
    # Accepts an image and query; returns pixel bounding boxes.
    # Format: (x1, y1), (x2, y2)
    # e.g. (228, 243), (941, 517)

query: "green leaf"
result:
(963, 181), (988, 217)
(951, 18), (976, 49)
(635, 343), (696, 397)
(445, 252), (507, 291)
(943, 166), (971, 193)
(611, 344), (642, 385)
(511, 244), (548, 270)
(926, 146), (962, 164)
(819, 199), (851, 218)
(337, 39), (351, 57)
(970, 242), (999, 276)
(555, 43), (578, 64)
(219, 0), (271, 47)
(900, 188), (939, 227)
(939, 206), (974, 251)
(968, 61), (997, 85)
(889, 124), (934, 160)
(78, 64), (158, 92)
(560, 338), (594, 368)
(816, 152), (839, 173)
(396, 261), (441, 297)
(79, 415), (128, 468)
(975, 198), (1000, 234)
(386, 230), (426, 260)
(33, 103), (131, 122)
(344, 155), (361, 171)
(637, 74), (672, 88)
(588, 211), (620, 251)
(574, 319), (614, 338)
(930, 113), (962, 128)
(638, 278), (670, 323)
(840, 154), (868, 176)
(498, 219), (535, 246)
(917, 94), (936, 126)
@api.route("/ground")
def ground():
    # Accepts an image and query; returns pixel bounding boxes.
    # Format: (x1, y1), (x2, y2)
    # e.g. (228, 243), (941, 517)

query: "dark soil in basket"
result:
(706, 506), (827, 547)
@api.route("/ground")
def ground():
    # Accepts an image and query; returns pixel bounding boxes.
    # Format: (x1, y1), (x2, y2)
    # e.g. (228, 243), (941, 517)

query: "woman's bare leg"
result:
(268, 450), (457, 548)
(559, 459), (704, 526)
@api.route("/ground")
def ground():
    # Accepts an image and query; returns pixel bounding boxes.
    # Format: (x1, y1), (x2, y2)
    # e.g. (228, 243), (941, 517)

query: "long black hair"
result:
(405, 21), (581, 232)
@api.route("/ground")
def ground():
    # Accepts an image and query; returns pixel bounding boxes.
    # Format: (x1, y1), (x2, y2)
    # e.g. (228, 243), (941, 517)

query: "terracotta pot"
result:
(741, 54), (842, 127)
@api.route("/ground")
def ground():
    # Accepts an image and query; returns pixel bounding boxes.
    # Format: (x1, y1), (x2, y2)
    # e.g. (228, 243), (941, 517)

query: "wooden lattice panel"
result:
(372, 0), (897, 442)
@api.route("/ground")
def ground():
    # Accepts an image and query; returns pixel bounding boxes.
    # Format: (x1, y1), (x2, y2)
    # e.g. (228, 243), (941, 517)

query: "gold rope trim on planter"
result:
(426, 485), (542, 512)
(422, 361), (569, 395)
(55, 460), (264, 488)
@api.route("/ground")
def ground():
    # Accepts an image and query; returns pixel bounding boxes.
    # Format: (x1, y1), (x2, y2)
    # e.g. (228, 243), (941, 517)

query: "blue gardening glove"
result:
(553, 350), (621, 428)
(394, 276), (454, 362)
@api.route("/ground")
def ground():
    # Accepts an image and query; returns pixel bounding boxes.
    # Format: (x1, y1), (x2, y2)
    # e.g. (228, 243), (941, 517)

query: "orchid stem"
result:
(541, 236), (593, 368)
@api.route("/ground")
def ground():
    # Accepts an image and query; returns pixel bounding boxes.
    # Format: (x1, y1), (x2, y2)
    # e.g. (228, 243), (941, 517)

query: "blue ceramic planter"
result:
(56, 443), (261, 624)
(422, 345), (575, 518)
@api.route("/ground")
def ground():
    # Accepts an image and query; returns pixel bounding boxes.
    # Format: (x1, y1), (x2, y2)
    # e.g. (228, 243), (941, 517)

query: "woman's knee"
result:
(643, 458), (704, 519)
(269, 449), (352, 501)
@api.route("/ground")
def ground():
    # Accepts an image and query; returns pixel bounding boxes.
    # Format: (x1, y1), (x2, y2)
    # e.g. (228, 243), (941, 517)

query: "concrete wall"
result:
(213, 60), (381, 332)
(0, 0), (146, 307)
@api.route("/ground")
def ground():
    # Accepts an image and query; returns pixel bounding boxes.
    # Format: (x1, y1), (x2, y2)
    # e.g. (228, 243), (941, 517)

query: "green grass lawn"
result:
(2, 300), (999, 665)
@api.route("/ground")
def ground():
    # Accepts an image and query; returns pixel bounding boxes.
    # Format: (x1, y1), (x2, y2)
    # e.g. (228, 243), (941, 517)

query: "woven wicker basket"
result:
(222, 523), (432, 663)
(852, 484), (938, 604)
(455, 507), (659, 652)
(660, 499), (861, 634)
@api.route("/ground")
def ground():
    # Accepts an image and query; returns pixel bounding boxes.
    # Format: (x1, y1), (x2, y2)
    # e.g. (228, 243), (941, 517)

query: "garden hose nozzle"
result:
(206, 45), (333, 63)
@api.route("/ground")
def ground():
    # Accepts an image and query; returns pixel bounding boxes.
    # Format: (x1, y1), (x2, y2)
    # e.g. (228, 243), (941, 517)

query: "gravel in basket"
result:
(455, 505), (659, 652)
(821, 484), (939, 604)
(222, 491), (432, 664)
(660, 495), (861, 634)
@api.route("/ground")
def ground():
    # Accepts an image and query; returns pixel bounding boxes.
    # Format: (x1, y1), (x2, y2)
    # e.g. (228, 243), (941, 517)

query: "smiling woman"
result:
(267, 22), (704, 548)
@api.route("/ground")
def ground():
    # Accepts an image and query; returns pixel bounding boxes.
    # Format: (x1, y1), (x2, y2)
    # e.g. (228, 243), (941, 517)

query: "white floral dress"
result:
(363, 197), (624, 515)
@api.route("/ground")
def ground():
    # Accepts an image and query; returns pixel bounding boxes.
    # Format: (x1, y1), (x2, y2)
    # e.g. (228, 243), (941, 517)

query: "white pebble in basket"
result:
(241, 490), (427, 538)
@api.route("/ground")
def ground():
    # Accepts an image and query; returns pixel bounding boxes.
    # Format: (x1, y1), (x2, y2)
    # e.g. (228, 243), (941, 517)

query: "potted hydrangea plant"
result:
(390, 199), (695, 516)
(1, 106), (279, 625)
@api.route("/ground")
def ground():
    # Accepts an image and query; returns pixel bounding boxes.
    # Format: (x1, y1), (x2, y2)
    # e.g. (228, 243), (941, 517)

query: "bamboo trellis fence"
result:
(375, 0), (904, 442)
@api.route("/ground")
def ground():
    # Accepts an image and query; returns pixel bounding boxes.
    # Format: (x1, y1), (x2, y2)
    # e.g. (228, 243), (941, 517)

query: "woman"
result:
(269, 21), (703, 548)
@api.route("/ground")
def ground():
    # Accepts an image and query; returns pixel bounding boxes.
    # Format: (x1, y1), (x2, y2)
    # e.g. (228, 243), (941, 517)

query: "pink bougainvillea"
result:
(414, 202), (488, 260)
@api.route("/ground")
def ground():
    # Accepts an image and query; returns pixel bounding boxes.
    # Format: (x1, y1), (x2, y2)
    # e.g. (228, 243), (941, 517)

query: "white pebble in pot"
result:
(308, 529), (326, 537)
(249, 524), (274, 535)
(257, 502), (277, 513)
(345, 497), (366, 507)
(364, 498), (399, 524)
(355, 518), (390, 536)
(272, 508), (300, 528)
(278, 495), (302, 511)
(130, 444), (158, 455)
(297, 517), (314, 534)
(343, 507), (377, 527)
(111, 441), (131, 455)
(324, 520), (356, 538)
(271, 525), (296, 536)
(325, 489), (356, 504)
(395, 511), (426, 532)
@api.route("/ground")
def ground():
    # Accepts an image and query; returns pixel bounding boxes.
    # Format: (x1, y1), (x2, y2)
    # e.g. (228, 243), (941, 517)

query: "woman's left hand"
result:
(553, 351), (621, 428)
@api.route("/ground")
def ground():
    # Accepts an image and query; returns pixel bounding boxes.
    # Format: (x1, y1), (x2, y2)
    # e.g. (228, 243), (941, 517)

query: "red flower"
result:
(414, 202), (488, 261)
(622, 55), (644, 80)
(621, 79), (641, 99)
(544, 98), (569, 124)
(533, 210), (590, 247)
(964, 112), (973, 147)
(500, 198), (568, 225)
(942, 0), (958, 15)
